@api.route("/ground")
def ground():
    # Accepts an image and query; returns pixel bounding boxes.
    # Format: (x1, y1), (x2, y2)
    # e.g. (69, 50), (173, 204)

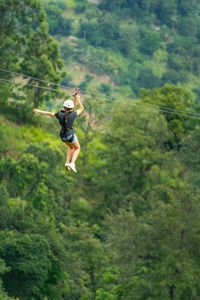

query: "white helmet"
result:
(63, 99), (74, 109)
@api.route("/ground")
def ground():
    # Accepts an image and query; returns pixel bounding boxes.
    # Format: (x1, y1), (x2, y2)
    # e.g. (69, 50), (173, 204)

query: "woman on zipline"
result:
(33, 95), (84, 173)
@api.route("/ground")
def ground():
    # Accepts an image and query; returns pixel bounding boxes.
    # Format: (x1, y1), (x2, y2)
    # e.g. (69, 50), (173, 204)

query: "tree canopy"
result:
(1, 0), (200, 299)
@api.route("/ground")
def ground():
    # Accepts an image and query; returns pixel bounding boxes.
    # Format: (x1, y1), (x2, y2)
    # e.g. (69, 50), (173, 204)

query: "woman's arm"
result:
(76, 96), (84, 116)
(33, 108), (56, 117)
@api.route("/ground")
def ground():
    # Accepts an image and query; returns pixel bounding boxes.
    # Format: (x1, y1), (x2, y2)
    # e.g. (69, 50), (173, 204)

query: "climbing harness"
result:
(55, 88), (79, 143)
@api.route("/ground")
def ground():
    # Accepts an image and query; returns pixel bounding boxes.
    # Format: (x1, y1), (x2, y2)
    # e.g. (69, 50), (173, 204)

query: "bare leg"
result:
(71, 140), (80, 164)
(65, 142), (74, 163)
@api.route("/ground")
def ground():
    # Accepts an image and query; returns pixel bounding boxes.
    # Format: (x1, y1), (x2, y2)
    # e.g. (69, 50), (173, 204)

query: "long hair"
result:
(64, 108), (71, 124)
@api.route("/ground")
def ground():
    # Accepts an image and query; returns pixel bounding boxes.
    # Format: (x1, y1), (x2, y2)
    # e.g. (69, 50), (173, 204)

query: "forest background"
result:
(1, 0), (200, 299)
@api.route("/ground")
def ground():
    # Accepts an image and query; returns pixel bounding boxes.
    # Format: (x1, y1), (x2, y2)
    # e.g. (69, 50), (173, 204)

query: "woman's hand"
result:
(33, 108), (41, 114)
(75, 95), (80, 102)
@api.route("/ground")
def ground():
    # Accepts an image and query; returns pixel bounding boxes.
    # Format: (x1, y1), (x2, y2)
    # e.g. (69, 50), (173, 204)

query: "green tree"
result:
(0, 120), (7, 155)
(86, 102), (169, 217)
(0, 182), (69, 299)
(139, 28), (161, 56)
(177, 0), (199, 16)
(161, 69), (187, 85)
(100, 83), (112, 95)
(21, 21), (65, 107)
(61, 222), (107, 299)
(0, 231), (51, 299)
(105, 191), (200, 300)
(152, 0), (177, 26)
(179, 126), (200, 187)
(178, 16), (197, 36)
(168, 53), (191, 72)
(140, 84), (195, 148)
(75, 0), (89, 13)
(137, 68), (161, 89)
(76, 94), (107, 187)
(45, 2), (72, 35)
(0, 0), (65, 116)
(0, 0), (44, 69)
(118, 23), (138, 56)
(78, 14), (119, 48)
(0, 259), (13, 299)
(60, 41), (73, 60)
(99, 0), (151, 18)
(98, 0), (124, 12)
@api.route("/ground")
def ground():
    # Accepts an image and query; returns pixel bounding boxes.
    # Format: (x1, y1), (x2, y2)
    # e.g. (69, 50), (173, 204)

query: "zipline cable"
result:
(1, 68), (199, 117)
(1, 70), (200, 119)
(0, 78), (62, 93)
(130, 101), (200, 118)
(1, 77), (200, 120)
(0, 67), (83, 94)
(115, 102), (200, 120)
(1, 67), (200, 117)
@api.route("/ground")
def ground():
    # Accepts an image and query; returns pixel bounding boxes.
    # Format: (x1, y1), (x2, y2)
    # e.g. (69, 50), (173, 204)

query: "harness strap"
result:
(66, 127), (73, 131)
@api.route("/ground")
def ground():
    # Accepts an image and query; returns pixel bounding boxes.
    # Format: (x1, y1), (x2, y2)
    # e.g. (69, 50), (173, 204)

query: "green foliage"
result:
(73, 41), (128, 83)
(85, 101), (170, 216)
(105, 190), (200, 299)
(139, 29), (161, 56)
(99, 83), (111, 95)
(178, 16), (198, 36)
(62, 222), (107, 298)
(1, 82), (200, 298)
(74, 0), (89, 13)
(21, 21), (65, 107)
(0, 0), (44, 68)
(2, 0), (200, 299)
(0, 121), (7, 155)
(0, 0), (65, 121)
(25, 141), (63, 168)
(0, 231), (51, 298)
(137, 68), (161, 89)
(140, 84), (195, 148)
(39, 0), (200, 101)
(0, 264), (13, 300)
(78, 14), (120, 48)
(45, 2), (72, 35)
(180, 126), (200, 176)
(40, 0), (200, 99)
(60, 41), (73, 60)
(57, 0), (68, 10)
(99, 0), (199, 28)
(96, 288), (116, 300)
(161, 69), (187, 85)
(99, 0), (151, 19)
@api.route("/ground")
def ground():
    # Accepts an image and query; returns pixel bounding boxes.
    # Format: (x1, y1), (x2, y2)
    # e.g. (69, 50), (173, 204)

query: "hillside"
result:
(42, 0), (200, 101)
(1, 0), (200, 299)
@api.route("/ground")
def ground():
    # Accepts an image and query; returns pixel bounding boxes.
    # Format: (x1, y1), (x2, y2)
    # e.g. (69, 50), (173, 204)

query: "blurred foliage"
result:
(1, 0), (200, 299)
(0, 0), (65, 122)
(39, 0), (200, 99)
(1, 82), (200, 299)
